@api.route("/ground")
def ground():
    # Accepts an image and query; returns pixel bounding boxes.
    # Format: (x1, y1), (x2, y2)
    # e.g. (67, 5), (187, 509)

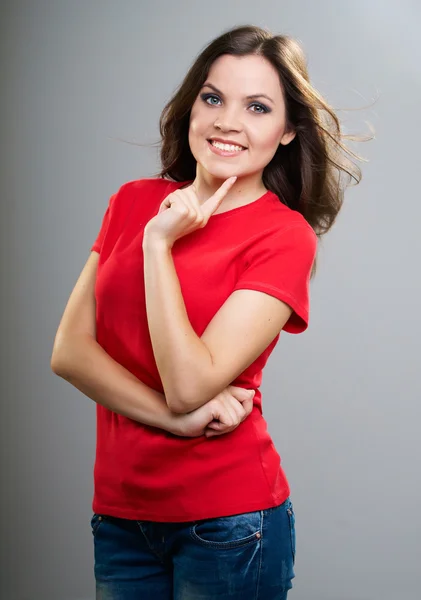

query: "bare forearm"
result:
(51, 334), (182, 433)
(142, 234), (215, 411)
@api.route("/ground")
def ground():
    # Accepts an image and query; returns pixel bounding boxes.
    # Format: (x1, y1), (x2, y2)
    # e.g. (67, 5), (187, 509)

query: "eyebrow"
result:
(201, 82), (275, 105)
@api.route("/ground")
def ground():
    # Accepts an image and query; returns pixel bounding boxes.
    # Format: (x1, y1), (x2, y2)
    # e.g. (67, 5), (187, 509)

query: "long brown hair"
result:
(156, 25), (373, 275)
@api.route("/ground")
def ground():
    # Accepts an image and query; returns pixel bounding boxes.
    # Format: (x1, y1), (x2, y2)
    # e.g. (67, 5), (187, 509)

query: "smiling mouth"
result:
(207, 139), (247, 153)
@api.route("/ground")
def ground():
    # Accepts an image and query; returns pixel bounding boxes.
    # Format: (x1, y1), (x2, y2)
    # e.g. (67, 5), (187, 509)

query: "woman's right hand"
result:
(172, 386), (256, 438)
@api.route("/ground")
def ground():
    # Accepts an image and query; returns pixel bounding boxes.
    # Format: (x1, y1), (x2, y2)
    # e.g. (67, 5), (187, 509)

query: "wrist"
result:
(143, 228), (172, 251)
(165, 412), (186, 437)
(148, 389), (185, 436)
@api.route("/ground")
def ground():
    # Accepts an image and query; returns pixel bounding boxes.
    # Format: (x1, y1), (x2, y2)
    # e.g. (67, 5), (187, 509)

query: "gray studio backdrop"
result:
(1, 1), (420, 599)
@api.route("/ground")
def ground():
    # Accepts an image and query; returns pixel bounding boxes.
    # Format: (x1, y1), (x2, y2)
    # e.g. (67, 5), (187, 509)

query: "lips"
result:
(207, 140), (246, 158)
(208, 138), (247, 149)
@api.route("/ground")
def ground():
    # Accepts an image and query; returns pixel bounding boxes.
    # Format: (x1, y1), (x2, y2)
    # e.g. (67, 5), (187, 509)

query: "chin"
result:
(200, 163), (239, 180)
(207, 172), (238, 183)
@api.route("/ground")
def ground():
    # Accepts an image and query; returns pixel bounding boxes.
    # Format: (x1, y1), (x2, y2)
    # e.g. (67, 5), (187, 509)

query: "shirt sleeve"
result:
(90, 193), (117, 254)
(233, 224), (318, 334)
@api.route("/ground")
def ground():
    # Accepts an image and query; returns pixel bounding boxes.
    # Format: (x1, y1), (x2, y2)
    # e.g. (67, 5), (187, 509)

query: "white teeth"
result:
(211, 140), (245, 152)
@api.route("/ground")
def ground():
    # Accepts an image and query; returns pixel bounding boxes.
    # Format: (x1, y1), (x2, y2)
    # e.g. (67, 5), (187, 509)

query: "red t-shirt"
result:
(91, 177), (317, 522)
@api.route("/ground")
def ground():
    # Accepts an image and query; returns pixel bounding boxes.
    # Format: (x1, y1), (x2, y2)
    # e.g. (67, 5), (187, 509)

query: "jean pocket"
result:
(90, 513), (107, 536)
(190, 510), (262, 549)
(285, 500), (296, 565)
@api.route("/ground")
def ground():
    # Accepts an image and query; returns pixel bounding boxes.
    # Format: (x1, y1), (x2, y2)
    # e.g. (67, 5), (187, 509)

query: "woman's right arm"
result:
(50, 251), (181, 434)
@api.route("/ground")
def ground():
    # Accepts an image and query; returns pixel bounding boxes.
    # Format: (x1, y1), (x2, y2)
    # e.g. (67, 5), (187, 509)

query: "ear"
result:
(279, 129), (296, 146)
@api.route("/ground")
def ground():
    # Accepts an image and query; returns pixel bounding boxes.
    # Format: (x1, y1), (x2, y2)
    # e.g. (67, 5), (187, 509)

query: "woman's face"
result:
(188, 54), (296, 185)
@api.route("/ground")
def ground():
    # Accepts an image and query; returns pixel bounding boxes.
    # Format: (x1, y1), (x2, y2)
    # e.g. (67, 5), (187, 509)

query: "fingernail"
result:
(229, 176), (237, 183)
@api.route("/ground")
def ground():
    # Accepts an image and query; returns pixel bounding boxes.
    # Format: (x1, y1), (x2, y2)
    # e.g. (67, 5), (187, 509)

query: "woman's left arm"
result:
(142, 233), (293, 414)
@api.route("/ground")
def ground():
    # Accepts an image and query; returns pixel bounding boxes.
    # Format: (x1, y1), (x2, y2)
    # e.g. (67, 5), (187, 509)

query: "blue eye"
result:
(200, 93), (270, 114)
(250, 103), (268, 114)
(201, 93), (222, 106)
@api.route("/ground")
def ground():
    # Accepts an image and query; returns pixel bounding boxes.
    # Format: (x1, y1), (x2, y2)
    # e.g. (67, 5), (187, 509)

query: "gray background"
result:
(1, 1), (420, 599)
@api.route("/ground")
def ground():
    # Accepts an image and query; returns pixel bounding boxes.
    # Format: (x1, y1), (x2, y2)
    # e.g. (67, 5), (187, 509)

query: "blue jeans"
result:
(91, 497), (296, 599)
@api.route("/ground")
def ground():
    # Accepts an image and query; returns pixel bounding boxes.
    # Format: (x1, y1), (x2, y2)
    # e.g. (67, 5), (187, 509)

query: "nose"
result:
(214, 106), (243, 132)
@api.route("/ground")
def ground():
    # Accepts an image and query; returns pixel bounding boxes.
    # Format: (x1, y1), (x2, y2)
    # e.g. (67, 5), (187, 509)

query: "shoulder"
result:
(106, 177), (176, 215)
(116, 176), (178, 197)
(258, 197), (318, 253)
(280, 215), (318, 250)
(257, 191), (318, 244)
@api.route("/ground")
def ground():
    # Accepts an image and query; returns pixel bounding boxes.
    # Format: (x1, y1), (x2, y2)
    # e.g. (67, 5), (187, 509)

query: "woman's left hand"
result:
(143, 176), (237, 248)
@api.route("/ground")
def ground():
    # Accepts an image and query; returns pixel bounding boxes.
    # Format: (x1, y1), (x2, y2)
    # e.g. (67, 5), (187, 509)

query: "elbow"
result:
(50, 351), (67, 377)
(169, 403), (188, 415)
(50, 355), (59, 374)
(165, 385), (198, 414)
(50, 344), (62, 374)
(50, 335), (76, 377)
(50, 331), (67, 376)
(166, 393), (189, 415)
(50, 331), (93, 377)
(166, 384), (212, 415)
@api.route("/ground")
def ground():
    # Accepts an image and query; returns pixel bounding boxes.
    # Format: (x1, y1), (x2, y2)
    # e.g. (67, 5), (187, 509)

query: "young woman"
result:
(51, 24), (365, 600)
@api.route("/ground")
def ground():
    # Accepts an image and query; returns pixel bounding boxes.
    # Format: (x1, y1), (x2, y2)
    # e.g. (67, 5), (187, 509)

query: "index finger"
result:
(201, 176), (237, 218)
